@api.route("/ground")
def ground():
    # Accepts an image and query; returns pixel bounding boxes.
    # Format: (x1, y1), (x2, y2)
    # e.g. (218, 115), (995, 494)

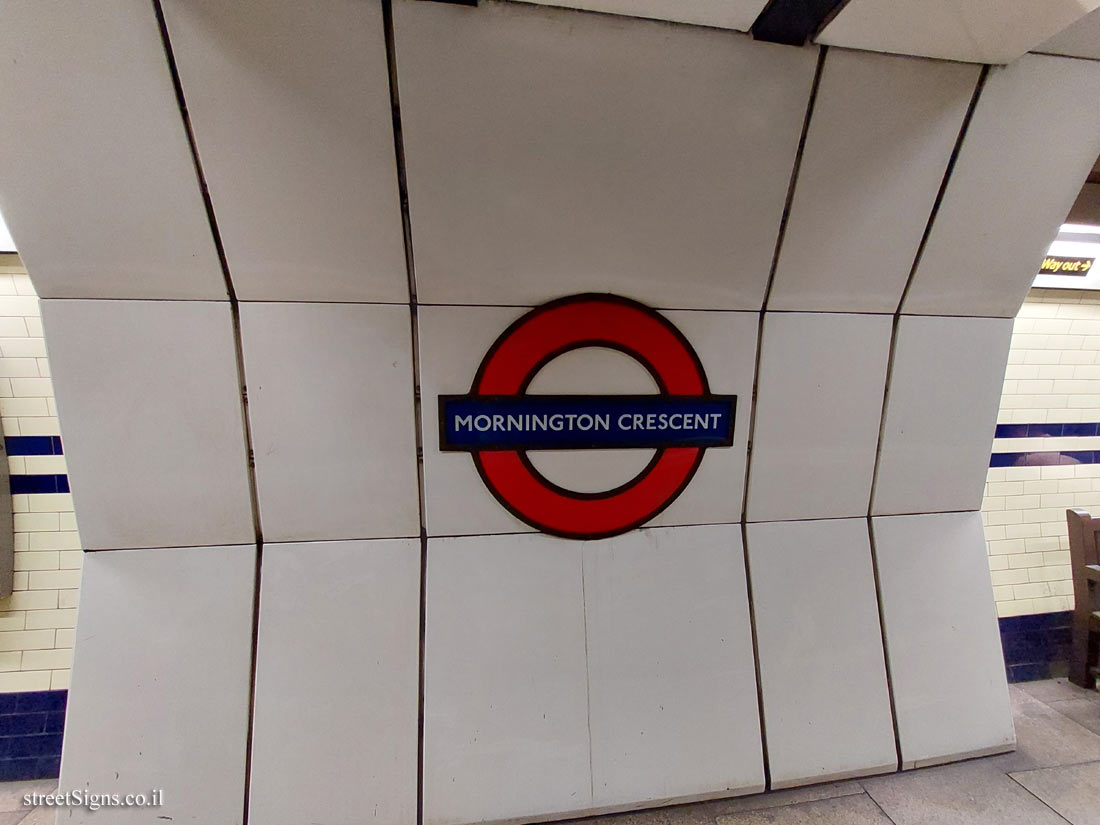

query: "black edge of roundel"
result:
(751, 0), (852, 46)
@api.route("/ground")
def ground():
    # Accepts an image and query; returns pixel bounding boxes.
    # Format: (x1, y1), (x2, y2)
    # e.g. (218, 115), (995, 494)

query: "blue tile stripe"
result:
(999, 611), (1072, 683)
(995, 423), (1100, 438)
(991, 451), (1100, 467)
(4, 436), (68, 496)
(8, 475), (69, 495)
(4, 436), (63, 457)
(0, 690), (65, 781)
(991, 422), (1100, 467)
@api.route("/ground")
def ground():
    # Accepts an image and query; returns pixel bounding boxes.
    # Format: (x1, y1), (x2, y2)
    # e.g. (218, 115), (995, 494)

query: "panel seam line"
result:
(382, 5), (430, 825)
(151, 4), (265, 825)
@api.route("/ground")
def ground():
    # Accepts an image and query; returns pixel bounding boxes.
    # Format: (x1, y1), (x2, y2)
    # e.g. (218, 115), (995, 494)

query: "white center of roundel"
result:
(524, 346), (659, 494)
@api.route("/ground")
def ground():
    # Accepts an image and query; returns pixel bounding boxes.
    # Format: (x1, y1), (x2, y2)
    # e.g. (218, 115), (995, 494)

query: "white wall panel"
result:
(42, 300), (254, 549)
(515, 0), (769, 31)
(902, 54), (1100, 317)
(418, 304), (535, 536)
(747, 312), (892, 521)
(423, 533), (590, 825)
(0, 0), (225, 300)
(873, 315), (1012, 516)
(240, 303), (420, 542)
(768, 50), (978, 313)
(60, 545), (255, 824)
(1036, 6), (1100, 59)
(872, 512), (1015, 768)
(394, 0), (817, 310)
(583, 525), (763, 807)
(747, 518), (897, 788)
(818, 0), (1100, 63)
(160, 0), (408, 303)
(249, 540), (420, 825)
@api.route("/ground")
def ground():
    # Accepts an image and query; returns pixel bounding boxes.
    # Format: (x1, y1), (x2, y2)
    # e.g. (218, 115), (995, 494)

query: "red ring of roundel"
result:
(468, 293), (712, 540)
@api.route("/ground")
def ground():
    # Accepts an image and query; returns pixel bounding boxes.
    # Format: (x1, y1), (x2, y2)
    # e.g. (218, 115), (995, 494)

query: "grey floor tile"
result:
(561, 803), (716, 825)
(0, 812), (28, 825)
(1047, 698), (1100, 736)
(701, 782), (867, 817)
(714, 793), (892, 825)
(562, 783), (866, 825)
(0, 783), (55, 814)
(15, 808), (53, 825)
(990, 687), (1100, 772)
(1010, 762), (1100, 825)
(1017, 678), (1100, 707)
(861, 759), (1069, 825)
(561, 805), (708, 825)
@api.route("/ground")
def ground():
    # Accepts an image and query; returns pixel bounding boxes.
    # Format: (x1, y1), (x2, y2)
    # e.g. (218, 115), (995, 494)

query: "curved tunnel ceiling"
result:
(505, 0), (1100, 63)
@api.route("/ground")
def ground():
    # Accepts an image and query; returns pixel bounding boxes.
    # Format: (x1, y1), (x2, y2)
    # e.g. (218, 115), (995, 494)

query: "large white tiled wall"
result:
(1, 0), (1099, 822)
(0, 257), (81, 694)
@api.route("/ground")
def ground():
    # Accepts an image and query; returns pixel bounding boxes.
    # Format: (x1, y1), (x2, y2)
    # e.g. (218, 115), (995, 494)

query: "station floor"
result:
(570, 678), (1100, 825)
(0, 679), (1096, 825)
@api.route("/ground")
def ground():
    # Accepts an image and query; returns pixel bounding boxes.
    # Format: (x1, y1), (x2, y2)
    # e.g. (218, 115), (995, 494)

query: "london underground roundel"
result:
(439, 294), (736, 539)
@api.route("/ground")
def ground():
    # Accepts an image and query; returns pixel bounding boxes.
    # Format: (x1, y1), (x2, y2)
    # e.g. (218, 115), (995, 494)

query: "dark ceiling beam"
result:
(751, 0), (852, 46)
(1087, 154), (1100, 186)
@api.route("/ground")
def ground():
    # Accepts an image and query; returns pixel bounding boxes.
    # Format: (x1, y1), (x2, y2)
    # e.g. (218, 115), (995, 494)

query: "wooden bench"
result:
(1066, 508), (1100, 688)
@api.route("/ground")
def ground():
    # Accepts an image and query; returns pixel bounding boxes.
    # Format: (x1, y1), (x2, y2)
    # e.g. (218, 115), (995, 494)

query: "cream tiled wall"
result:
(985, 289), (1100, 618)
(0, 253), (80, 691)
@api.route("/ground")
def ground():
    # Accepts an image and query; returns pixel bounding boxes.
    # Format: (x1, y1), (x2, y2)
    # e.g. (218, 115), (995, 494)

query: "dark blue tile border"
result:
(1000, 611), (1073, 683)
(991, 422), (1100, 467)
(8, 475), (69, 495)
(1001, 611), (1071, 632)
(1064, 423), (1100, 437)
(994, 420), (1100, 466)
(0, 756), (61, 782)
(5, 436), (69, 495)
(0, 690), (65, 781)
(0, 691), (66, 714)
(1028, 423), (1066, 438)
(4, 436), (62, 457)
(990, 451), (1099, 467)
(995, 423), (1100, 439)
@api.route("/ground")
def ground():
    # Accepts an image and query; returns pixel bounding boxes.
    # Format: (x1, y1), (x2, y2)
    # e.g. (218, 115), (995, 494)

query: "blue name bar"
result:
(439, 395), (736, 451)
